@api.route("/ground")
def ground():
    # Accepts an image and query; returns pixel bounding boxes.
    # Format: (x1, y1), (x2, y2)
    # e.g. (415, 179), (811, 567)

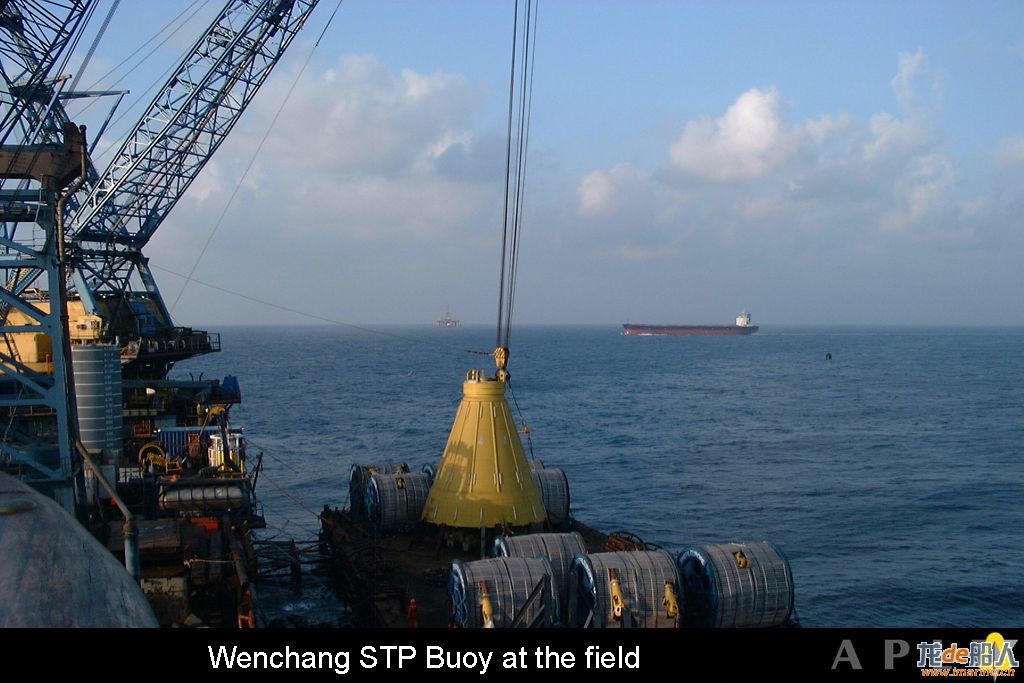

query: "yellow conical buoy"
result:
(422, 366), (544, 528)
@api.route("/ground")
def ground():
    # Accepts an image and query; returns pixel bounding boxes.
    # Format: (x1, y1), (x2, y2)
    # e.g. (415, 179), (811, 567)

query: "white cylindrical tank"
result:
(72, 344), (123, 465)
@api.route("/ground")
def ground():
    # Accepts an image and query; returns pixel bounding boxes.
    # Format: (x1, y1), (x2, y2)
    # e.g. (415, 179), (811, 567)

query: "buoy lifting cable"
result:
(495, 0), (538, 351)
(504, 0), (538, 350)
(494, 0), (519, 349)
(507, 380), (535, 457)
(259, 469), (322, 521)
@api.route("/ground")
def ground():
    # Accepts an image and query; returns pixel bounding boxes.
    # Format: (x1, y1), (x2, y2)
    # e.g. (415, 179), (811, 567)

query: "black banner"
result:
(3, 627), (1019, 680)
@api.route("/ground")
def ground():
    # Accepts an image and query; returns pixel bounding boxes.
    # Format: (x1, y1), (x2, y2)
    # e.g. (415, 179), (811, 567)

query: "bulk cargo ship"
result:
(622, 311), (759, 336)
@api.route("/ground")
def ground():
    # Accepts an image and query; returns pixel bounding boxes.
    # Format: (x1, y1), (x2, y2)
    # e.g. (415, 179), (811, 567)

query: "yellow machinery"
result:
(421, 354), (545, 529)
(139, 442), (181, 474)
(2, 297), (103, 373)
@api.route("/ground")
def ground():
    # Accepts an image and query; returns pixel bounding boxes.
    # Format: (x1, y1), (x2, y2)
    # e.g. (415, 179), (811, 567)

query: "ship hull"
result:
(622, 324), (759, 336)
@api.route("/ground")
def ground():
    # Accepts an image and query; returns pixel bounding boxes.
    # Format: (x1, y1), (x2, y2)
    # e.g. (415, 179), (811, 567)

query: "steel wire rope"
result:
(506, 379), (535, 458)
(242, 436), (305, 476)
(52, 0), (100, 87)
(494, 0), (537, 352)
(504, 1), (538, 350)
(67, 0), (120, 93)
(152, 263), (494, 357)
(67, 0), (207, 121)
(258, 468), (322, 520)
(494, 0), (520, 349)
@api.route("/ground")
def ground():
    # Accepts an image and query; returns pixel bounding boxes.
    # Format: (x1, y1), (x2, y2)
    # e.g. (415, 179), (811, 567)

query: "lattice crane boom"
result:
(0, 0), (93, 148)
(69, 0), (318, 271)
(64, 0), (319, 335)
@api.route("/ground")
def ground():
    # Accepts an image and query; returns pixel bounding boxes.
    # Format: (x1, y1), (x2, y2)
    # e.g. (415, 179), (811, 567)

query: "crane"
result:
(0, 1), (96, 302)
(67, 0), (319, 359)
(0, 0), (93, 148)
(0, 0), (95, 509)
(0, 0), (321, 510)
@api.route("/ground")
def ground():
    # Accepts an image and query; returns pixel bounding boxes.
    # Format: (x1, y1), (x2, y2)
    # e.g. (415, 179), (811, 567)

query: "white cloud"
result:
(797, 114), (851, 147)
(574, 51), (975, 261)
(242, 54), (487, 179)
(959, 198), (987, 218)
(280, 174), (492, 242)
(881, 153), (956, 232)
(995, 135), (1024, 167)
(186, 160), (224, 204)
(576, 164), (646, 216)
(150, 53), (514, 329)
(172, 54), (503, 249)
(862, 112), (929, 161)
(669, 87), (796, 182)
(891, 49), (943, 113)
(576, 169), (616, 216)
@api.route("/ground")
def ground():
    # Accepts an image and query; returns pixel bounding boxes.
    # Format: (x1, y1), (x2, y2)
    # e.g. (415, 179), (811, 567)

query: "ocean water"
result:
(172, 324), (1024, 627)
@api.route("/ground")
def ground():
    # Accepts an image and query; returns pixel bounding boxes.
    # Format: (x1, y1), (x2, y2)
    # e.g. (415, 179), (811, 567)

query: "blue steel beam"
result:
(0, 3), (88, 503)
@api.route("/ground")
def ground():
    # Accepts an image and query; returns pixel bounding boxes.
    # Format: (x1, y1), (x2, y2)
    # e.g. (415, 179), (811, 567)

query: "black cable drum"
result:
(569, 550), (682, 628)
(677, 541), (795, 628)
(348, 463), (408, 522)
(530, 467), (570, 527)
(449, 556), (558, 628)
(492, 532), (586, 623)
(365, 471), (432, 534)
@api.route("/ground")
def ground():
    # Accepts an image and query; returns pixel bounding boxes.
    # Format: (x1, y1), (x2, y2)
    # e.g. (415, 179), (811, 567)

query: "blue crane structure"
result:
(67, 0), (318, 355)
(0, 0), (94, 510)
(0, 0), (320, 511)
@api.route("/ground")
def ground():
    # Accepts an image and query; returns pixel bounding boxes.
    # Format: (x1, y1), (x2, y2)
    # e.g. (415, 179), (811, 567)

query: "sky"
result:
(63, 0), (1024, 326)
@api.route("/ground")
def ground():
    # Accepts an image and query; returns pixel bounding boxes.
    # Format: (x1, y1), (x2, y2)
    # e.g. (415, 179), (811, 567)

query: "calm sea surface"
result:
(172, 324), (1024, 627)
